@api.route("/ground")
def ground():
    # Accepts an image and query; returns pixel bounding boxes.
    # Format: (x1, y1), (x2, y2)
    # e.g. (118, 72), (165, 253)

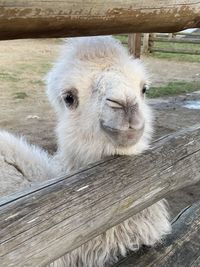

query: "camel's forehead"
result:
(98, 70), (145, 97)
(61, 37), (148, 95)
(68, 36), (126, 62)
(76, 48), (119, 62)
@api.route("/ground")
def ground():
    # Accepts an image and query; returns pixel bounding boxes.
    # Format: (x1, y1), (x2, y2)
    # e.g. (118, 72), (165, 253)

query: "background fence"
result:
(119, 31), (200, 58)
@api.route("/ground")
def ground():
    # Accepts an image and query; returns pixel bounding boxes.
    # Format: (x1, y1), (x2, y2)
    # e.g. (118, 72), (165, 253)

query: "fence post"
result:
(128, 33), (141, 58)
(149, 33), (155, 53)
(142, 33), (150, 54)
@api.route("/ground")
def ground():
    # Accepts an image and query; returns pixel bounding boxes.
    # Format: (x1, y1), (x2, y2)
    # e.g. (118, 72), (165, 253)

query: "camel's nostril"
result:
(130, 103), (139, 112)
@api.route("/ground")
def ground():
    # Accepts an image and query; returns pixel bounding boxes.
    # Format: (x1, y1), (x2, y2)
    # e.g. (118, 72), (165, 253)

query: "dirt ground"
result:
(0, 39), (200, 217)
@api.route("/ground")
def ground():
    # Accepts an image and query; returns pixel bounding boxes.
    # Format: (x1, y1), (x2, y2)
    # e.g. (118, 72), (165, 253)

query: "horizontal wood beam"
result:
(115, 202), (200, 267)
(0, 1), (200, 40)
(152, 37), (200, 44)
(0, 125), (200, 267)
(151, 47), (200, 55)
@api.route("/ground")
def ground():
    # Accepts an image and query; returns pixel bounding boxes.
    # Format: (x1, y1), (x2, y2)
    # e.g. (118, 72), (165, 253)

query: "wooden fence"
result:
(146, 32), (200, 55)
(120, 31), (200, 57)
(1, 125), (200, 267)
(116, 202), (200, 266)
(0, 1), (200, 266)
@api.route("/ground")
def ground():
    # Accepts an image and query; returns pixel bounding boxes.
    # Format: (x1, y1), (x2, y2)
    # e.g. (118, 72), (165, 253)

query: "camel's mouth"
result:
(100, 121), (144, 147)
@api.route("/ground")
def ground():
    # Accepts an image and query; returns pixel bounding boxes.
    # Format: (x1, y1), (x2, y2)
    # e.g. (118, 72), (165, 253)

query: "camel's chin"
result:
(100, 124), (144, 148)
(113, 137), (149, 156)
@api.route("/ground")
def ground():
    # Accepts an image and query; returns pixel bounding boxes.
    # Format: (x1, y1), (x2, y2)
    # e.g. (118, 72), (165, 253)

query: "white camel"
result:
(0, 36), (171, 267)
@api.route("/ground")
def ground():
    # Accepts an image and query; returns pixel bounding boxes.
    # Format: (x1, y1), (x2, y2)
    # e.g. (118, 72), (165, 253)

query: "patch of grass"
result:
(152, 41), (200, 62)
(115, 35), (128, 43)
(147, 81), (200, 98)
(18, 61), (51, 74)
(13, 92), (28, 99)
(40, 62), (52, 74)
(114, 35), (128, 49)
(0, 72), (19, 82)
(30, 79), (44, 86)
(151, 52), (200, 62)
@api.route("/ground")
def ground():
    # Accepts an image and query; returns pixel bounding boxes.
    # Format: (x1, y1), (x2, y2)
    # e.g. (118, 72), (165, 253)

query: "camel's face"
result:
(95, 70), (148, 147)
(47, 37), (153, 155)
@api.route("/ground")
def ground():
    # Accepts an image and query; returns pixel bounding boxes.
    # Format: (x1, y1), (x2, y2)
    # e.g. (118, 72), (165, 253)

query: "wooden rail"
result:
(146, 32), (200, 55)
(156, 32), (200, 38)
(151, 47), (200, 55)
(115, 202), (200, 267)
(151, 37), (200, 44)
(0, 1), (200, 40)
(0, 125), (200, 267)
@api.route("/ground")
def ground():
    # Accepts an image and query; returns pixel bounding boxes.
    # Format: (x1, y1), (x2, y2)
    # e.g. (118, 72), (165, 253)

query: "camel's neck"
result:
(53, 142), (106, 177)
(52, 123), (113, 177)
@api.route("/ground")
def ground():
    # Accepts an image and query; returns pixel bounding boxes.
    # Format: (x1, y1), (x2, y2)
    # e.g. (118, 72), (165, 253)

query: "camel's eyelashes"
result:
(63, 89), (79, 109)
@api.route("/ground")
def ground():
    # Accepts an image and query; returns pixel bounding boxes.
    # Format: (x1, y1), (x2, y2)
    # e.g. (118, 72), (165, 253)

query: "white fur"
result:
(0, 131), (54, 196)
(0, 36), (171, 267)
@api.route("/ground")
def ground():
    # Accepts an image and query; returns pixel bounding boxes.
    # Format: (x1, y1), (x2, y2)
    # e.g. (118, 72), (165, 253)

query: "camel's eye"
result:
(63, 89), (79, 109)
(64, 93), (74, 106)
(142, 84), (148, 94)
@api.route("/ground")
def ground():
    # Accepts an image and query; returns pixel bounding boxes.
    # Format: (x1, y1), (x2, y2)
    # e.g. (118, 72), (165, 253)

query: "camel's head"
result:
(46, 37), (153, 159)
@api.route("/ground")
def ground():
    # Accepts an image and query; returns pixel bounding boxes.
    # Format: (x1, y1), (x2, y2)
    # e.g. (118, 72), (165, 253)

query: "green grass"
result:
(0, 72), (19, 82)
(13, 92), (28, 99)
(18, 61), (52, 74)
(30, 79), (44, 86)
(147, 81), (200, 98)
(115, 35), (128, 44)
(151, 52), (200, 62)
(152, 41), (200, 62)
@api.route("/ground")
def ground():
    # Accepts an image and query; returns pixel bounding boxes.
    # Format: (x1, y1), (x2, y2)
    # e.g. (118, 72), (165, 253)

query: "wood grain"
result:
(128, 33), (141, 58)
(115, 202), (200, 267)
(0, 125), (200, 266)
(0, 0), (200, 40)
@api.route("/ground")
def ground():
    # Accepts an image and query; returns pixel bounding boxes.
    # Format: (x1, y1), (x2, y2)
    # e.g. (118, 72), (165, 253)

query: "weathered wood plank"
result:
(114, 202), (200, 267)
(128, 33), (141, 58)
(151, 47), (200, 55)
(142, 33), (150, 54)
(152, 37), (200, 44)
(0, 0), (200, 40)
(0, 125), (200, 267)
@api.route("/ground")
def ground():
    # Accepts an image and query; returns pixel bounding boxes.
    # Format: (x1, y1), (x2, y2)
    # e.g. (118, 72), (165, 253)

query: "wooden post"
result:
(142, 33), (150, 54)
(149, 33), (155, 53)
(170, 33), (176, 38)
(128, 33), (141, 58)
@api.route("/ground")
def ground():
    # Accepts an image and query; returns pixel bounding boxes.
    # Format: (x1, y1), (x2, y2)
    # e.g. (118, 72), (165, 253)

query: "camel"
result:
(0, 36), (171, 267)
